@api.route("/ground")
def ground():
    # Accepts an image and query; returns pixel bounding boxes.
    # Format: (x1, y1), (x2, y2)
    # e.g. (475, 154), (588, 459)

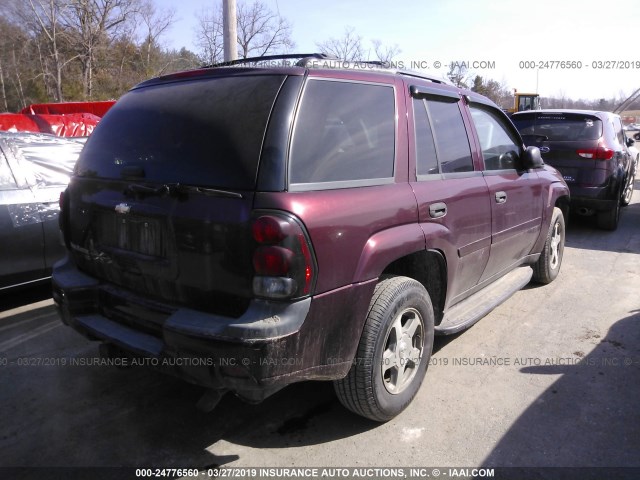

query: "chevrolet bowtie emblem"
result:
(115, 203), (131, 214)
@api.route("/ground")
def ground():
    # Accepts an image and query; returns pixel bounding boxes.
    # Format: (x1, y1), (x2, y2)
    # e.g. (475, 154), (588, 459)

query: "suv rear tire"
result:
(334, 276), (434, 422)
(533, 207), (565, 284)
(596, 195), (621, 230)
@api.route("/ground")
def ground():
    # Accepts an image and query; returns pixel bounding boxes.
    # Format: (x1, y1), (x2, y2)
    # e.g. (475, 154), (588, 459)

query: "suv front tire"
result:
(533, 207), (566, 284)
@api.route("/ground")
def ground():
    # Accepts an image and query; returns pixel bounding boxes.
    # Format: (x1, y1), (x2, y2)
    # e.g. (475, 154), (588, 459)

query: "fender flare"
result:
(352, 222), (453, 284)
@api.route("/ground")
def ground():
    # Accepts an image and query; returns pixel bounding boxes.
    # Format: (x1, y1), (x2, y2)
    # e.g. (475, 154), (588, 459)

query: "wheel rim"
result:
(549, 220), (563, 270)
(381, 308), (424, 395)
(623, 176), (634, 204)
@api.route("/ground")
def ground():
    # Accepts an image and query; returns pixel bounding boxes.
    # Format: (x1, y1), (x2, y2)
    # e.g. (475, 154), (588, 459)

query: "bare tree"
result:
(0, 61), (7, 111)
(471, 75), (512, 108)
(10, 45), (29, 109)
(195, 5), (224, 65)
(236, 0), (294, 58)
(65, 0), (139, 99)
(447, 62), (470, 88)
(11, 0), (76, 102)
(137, 0), (176, 76)
(195, 0), (294, 64)
(371, 39), (401, 64)
(316, 26), (364, 61)
(316, 28), (402, 65)
(557, 89), (567, 109)
(0, 0), (211, 106)
(0, 18), (18, 111)
(109, 31), (137, 93)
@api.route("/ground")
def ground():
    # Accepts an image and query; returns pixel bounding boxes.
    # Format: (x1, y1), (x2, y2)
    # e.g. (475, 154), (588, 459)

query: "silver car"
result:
(0, 132), (83, 290)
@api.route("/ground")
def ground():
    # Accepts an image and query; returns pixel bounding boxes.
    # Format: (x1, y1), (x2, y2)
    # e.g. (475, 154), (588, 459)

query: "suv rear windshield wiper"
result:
(124, 183), (243, 199)
(124, 183), (168, 197)
(171, 183), (243, 199)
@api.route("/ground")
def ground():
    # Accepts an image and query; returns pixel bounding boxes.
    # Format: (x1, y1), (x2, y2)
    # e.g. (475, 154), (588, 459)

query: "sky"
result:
(154, 0), (640, 103)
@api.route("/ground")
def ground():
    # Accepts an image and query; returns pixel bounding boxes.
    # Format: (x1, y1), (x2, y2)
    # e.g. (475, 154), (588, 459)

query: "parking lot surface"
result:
(1, 181), (639, 478)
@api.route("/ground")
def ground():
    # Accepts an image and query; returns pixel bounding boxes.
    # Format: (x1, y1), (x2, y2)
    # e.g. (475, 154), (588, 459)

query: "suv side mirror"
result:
(522, 146), (544, 169)
(626, 137), (635, 147)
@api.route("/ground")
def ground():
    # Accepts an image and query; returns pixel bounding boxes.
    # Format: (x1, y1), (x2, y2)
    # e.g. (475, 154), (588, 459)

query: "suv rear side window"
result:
(75, 75), (285, 190)
(413, 99), (439, 175)
(425, 99), (473, 173)
(289, 79), (395, 186)
(512, 113), (603, 141)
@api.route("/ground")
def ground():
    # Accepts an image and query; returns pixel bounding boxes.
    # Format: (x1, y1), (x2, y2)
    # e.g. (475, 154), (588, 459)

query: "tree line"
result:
(448, 64), (639, 113)
(0, 0), (200, 111)
(0, 0), (635, 113)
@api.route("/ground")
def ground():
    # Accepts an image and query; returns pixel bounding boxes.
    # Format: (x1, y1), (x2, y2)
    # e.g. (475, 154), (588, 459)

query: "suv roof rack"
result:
(395, 69), (453, 85)
(205, 53), (338, 68)
(205, 52), (453, 86)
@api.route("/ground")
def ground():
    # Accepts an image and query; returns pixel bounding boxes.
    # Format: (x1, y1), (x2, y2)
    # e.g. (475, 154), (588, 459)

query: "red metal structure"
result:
(0, 112), (101, 137)
(0, 101), (115, 137)
(20, 101), (115, 118)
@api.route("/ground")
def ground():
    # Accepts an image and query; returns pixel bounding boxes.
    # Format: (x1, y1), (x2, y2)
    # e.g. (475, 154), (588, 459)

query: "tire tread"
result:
(533, 207), (564, 284)
(334, 276), (431, 421)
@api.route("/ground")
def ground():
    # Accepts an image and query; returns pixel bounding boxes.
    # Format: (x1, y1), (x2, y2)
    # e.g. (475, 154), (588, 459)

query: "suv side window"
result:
(413, 99), (439, 175)
(425, 99), (473, 173)
(470, 105), (521, 170)
(289, 79), (395, 187)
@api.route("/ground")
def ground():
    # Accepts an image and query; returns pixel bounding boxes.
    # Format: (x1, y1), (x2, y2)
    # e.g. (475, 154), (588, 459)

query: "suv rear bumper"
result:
(570, 195), (616, 212)
(52, 257), (371, 401)
(568, 184), (619, 212)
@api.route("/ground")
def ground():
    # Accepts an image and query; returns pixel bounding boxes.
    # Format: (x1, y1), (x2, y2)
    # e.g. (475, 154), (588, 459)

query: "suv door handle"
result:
(495, 191), (507, 204)
(429, 202), (447, 218)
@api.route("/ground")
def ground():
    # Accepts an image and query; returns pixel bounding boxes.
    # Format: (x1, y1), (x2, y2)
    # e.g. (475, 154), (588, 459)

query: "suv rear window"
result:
(289, 79), (395, 186)
(75, 75), (285, 190)
(512, 113), (603, 141)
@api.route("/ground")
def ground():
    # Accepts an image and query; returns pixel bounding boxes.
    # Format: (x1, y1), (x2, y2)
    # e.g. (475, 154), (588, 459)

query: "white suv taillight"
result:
(251, 213), (315, 299)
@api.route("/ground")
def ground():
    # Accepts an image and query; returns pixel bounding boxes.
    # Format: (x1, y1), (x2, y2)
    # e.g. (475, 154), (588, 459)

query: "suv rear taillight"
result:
(252, 213), (316, 300)
(576, 144), (614, 160)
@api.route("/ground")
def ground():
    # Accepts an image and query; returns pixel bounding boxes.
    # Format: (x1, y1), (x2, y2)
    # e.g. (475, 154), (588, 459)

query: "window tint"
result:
(413, 99), (439, 175)
(470, 106), (521, 170)
(76, 75), (285, 190)
(0, 156), (17, 190)
(425, 100), (473, 173)
(512, 113), (603, 141)
(289, 79), (395, 184)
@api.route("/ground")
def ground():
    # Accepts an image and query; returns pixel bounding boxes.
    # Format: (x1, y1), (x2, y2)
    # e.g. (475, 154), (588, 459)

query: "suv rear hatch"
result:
(65, 73), (287, 318)
(513, 112), (607, 186)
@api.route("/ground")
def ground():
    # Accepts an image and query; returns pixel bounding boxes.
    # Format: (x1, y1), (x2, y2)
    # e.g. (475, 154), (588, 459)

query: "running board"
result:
(435, 267), (533, 335)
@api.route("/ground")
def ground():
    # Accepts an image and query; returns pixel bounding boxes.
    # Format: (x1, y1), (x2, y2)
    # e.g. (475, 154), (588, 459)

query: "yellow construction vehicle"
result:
(507, 90), (540, 113)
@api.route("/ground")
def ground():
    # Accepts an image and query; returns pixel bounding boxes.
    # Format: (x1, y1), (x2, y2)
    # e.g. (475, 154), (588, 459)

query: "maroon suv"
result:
(53, 54), (569, 421)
